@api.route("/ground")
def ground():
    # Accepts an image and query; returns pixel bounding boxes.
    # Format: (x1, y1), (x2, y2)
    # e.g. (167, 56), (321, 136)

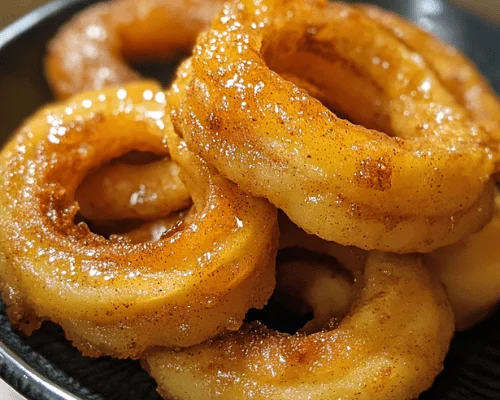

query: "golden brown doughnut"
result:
(0, 82), (278, 358)
(145, 251), (454, 400)
(169, 0), (495, 252)
(45, 0), (225, 100)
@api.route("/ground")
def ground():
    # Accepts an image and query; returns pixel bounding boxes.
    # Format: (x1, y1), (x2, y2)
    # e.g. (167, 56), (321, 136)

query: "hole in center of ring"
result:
(74, 151), (193, 243)
(245, 247), (357, 335)
(131, 55), (189, 87)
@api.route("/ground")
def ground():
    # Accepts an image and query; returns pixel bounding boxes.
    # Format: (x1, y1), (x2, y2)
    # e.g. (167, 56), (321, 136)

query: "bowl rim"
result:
(0, 0), (85, 49)
(0, 341), (80, 400)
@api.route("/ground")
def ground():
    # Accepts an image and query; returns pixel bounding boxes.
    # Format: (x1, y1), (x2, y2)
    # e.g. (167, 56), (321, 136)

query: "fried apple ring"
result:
(144, 250), (454, 400)
(0, 82), (278, 358)
(426, 189), (500, 331)
(48, 0), (218, 218)
(76, 156), (191, 221)
(357, 4), (500, 149)
(170, 0), (495, 252)
(45, 0), (225, 100)
(278, 212), (367, 279)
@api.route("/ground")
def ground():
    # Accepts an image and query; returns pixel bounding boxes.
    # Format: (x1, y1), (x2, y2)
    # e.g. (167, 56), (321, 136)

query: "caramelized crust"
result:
(0, 82), (278, 358)
(145, 252), (454, 400)
(357, 4), (500, 156)
(169, 0), (495, 252)
(45, 0), (225, 100)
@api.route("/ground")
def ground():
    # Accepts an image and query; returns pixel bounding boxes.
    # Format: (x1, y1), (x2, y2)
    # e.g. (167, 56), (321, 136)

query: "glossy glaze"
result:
(45, 0), (225, 99)
(359, 3), (500, 158)
(0, 82), (278, 358)
(145, 251), (454, 400)
(171, 0), (496, 252)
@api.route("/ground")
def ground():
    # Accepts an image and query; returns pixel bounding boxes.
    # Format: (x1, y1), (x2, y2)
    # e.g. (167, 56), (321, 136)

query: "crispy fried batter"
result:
(46, 0), (225, 222)
(357, 4), (500, 156)
(426, 189), (500, 330)
(76, 156), (191, 221)
(0, 82), (278, 358)
(169, 0), (495, 253)
(45, 0), (225, 99)
(144, 251), (454, 400)
(119, 208), (193, 243)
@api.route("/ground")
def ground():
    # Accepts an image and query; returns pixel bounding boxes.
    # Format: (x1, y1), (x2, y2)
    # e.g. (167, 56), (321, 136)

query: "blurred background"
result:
(3, 0), (500, 27)
(0, 0), (500, 27)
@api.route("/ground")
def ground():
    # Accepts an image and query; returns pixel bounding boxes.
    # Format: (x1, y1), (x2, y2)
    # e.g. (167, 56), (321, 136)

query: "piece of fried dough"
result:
(170, 0), (495, 253)
(426, 189), (500, 331)
(45, 0), (225, 99)
(76, 156), (191, 221)
(144, 251), (454, 400)
(357, 4), (500, 153)
(0, 82), (278, 358)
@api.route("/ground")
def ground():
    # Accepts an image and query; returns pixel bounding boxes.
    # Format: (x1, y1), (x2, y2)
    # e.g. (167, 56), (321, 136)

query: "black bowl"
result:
(1, 1), (500, 399)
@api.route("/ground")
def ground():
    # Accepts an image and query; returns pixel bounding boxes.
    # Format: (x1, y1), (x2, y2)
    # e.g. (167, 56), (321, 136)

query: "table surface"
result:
(0, 0), (499, 399)
(0, 382), (24, 400)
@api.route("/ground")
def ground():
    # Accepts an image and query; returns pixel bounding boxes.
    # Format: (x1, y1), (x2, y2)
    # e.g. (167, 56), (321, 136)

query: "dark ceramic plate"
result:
(1, 0), (500, 399)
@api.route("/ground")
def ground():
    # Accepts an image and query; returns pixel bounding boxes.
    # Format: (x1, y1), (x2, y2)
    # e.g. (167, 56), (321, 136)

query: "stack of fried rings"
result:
(0, 0), (499, 399)
(167, 0), (500, 329)
(46, 0), (226, 222)
(171, 0), (496, 254)
(45, 0), (227, 100)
